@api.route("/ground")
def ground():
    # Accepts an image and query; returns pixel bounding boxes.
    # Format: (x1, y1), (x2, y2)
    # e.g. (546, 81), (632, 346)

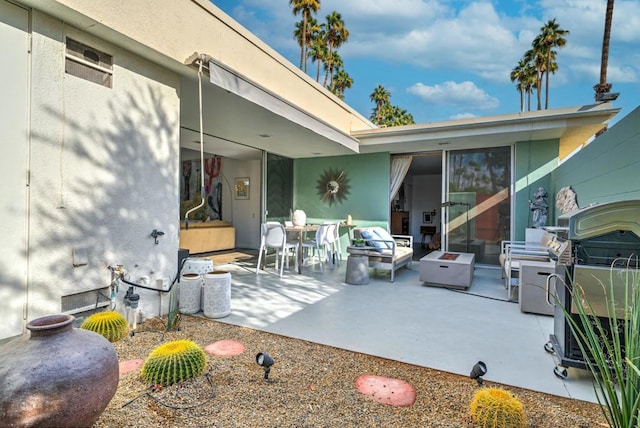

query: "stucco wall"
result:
(27, 11), (181, 320)
(513, 139), (558, 241)
(294, 152), (390, 227)
(553, 106), (640, 219)
(23, 0), (373, 135)
(222, 158), (262, 249)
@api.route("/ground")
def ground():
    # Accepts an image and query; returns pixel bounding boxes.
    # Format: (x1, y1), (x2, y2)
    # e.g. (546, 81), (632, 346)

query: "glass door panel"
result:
(445, 147), (511, 265)
(265, 153), (293, 223)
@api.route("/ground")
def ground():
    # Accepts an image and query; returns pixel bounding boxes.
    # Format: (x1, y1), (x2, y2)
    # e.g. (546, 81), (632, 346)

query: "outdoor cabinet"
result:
(519, 260), (560, 316)
(391, 211), (409, 235)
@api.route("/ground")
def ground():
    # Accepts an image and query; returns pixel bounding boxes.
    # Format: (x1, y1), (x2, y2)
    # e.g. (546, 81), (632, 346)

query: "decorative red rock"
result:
(204, 339), (245, 356)
(119, 358), (144, 376)
(355, 374), (416, 407)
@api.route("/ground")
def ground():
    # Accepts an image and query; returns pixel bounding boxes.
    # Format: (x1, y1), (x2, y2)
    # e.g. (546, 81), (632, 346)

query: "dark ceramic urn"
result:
(0, 314), (119, 427)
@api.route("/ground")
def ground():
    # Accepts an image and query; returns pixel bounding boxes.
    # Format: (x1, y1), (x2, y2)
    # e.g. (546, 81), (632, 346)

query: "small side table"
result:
(345, 254), (369, 285)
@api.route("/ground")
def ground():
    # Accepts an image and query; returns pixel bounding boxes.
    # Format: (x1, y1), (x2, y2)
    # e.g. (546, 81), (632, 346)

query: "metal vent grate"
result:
(65, 38), (113, 88)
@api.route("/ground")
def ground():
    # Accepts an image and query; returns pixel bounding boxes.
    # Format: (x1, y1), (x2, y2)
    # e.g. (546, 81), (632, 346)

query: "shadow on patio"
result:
(201, 250), (597, 403)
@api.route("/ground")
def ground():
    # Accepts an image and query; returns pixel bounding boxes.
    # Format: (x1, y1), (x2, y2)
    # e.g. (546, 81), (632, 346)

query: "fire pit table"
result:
(419, 251), (475, 289)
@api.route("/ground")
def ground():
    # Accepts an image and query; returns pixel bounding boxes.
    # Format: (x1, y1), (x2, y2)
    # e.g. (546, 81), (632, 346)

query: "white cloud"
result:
(450, 112), (477, 120)
(407, 81), (499, 110)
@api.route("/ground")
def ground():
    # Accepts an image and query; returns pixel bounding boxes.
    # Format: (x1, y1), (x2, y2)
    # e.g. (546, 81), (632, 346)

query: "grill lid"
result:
(557, 200), (640, 241)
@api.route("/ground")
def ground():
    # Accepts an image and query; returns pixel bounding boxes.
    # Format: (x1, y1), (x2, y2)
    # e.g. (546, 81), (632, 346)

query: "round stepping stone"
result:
(204, 339), (245, 356)
(355, 374), (416, 407)
(119, 358), (144, 377)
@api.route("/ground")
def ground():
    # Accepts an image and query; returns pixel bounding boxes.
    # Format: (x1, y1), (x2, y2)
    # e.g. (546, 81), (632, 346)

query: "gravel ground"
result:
(95, 315), (607, 428)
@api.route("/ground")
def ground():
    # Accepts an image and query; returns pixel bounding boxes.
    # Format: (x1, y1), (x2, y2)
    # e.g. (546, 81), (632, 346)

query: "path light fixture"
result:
(256, 352), (274, 381)
(470, 361), (487, 386)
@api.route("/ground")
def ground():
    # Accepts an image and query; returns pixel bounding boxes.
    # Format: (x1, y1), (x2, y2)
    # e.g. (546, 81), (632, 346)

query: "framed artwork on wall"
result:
(234, 177), (250, 200)
(423, 212), (433, 224)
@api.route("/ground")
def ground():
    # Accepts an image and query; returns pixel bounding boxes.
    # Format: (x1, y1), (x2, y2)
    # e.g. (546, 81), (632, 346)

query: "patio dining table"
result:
(285, 224), (319, 274)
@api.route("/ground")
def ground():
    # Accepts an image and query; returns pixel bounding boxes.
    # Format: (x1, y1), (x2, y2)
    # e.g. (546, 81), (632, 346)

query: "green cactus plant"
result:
(141, 340), (207, 386)
(470, 387), (526, 428)
(80, 310), (128, 342)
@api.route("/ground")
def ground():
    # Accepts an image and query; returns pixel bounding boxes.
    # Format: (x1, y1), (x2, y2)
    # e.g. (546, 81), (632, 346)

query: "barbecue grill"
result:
(545, 200), (640, 378)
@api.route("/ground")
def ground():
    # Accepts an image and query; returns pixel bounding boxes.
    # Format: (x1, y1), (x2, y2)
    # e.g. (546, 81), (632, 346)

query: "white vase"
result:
(178, 273), (202, 314)
(292, 210), (307, 226)
(202, 271), (231, 319)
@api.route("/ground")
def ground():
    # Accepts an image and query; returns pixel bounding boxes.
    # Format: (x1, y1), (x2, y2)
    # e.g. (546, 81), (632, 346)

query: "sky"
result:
(209, 0), (639, 126)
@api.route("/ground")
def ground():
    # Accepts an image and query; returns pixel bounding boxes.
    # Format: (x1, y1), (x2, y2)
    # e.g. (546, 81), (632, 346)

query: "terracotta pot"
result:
(0, 314), (119, 427)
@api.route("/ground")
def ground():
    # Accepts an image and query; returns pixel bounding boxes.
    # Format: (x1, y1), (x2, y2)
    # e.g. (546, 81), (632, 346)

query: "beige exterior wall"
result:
(26, 10), (181, 321)
(24, 0), (374, 135)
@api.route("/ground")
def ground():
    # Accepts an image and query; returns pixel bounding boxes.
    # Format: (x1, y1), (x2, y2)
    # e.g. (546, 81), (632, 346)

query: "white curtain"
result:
(389, 155), (413, 204)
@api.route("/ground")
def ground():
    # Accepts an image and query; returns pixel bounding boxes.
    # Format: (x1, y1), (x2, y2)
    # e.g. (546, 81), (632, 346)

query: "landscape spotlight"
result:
(470, 361), (487, 386)
(256, 352), (274, 380)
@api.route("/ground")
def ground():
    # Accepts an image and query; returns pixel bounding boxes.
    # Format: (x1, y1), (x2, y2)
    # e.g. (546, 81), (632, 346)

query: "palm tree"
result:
(289, 0), (320, 70)
(294, 16), (319, 73)
(595, 0), (615, 100)
(524, 45), (544, 110)
(510, 58), (529, 112)
(323, 51), (342, 89)
(539, 19), (569, 109)
(322, 11), (349, 88)
(331, 67), (353, 99)
(369, 85), (391, 123)
(524, 63), (537, 111)
(308, 30), (327, 82)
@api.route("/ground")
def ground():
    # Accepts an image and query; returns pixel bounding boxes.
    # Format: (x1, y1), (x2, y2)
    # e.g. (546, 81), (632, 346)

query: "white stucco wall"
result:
(222, 158), (262, 249)
(27, 11), (181, 321)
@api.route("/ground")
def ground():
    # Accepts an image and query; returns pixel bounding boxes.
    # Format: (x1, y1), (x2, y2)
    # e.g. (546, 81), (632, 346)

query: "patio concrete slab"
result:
(208, 258), (598, 403)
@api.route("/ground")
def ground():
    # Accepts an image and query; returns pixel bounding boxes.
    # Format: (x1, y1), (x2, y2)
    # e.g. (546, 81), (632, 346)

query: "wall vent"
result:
(61, 287), (110, 316)
(65, 38), (113, 88)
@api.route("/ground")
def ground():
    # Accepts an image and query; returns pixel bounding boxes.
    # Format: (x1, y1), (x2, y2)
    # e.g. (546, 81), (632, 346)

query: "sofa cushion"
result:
(371, 227), (394, 249)
(360, 229), (384, 252)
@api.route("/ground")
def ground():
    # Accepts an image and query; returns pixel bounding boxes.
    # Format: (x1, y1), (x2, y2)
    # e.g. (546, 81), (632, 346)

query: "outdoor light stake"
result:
(470, 361), (487, 386)
(256, 352), (275, 381)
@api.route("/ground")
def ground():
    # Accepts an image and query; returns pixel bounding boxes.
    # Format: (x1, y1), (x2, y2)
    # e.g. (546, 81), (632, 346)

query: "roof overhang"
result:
(353, 103), (620, 158)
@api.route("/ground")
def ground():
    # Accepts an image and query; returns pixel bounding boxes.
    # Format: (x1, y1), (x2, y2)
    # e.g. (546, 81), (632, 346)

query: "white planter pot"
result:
(178, 273), (202, 314)
(202, 271), (231, 319)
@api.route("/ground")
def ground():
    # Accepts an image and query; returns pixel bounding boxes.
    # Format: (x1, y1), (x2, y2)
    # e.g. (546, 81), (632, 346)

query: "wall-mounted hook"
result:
(150, 229), (165, 244)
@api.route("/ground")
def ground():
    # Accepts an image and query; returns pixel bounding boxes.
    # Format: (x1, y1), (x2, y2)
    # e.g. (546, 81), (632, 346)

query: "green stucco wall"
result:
(514, 139), (558, 240)
(293, 152), (390, 228)
(553, 106), (640, 223)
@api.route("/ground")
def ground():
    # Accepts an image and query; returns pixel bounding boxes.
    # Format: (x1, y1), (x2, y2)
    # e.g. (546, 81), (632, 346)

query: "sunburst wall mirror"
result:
(316, 168), (350, 206)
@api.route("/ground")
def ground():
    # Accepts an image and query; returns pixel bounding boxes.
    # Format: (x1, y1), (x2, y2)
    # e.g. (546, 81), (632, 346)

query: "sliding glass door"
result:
(444, 147), (511, 265)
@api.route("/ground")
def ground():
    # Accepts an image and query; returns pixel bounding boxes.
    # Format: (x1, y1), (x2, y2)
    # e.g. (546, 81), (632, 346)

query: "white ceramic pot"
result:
(202, 271), (231, 319)
(292, 210), (307, 226)
(181, 257), (214, 274)
(178, 273), (202, 314)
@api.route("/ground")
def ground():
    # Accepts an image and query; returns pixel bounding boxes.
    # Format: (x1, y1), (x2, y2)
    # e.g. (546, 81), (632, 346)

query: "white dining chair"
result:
(301, 223), (335, 273)
(256, 222), (298, 277)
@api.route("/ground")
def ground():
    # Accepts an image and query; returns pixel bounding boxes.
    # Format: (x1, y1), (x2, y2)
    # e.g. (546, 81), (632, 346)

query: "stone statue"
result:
(556, 186), (579, 214)
(529, 186), (549, 228)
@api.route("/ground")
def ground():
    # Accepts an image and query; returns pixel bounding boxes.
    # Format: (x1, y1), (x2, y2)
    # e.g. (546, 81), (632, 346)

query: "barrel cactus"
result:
(141, 340), (207, 386)
(470, 387), (526, 428)
(80, 311), (128, 342)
